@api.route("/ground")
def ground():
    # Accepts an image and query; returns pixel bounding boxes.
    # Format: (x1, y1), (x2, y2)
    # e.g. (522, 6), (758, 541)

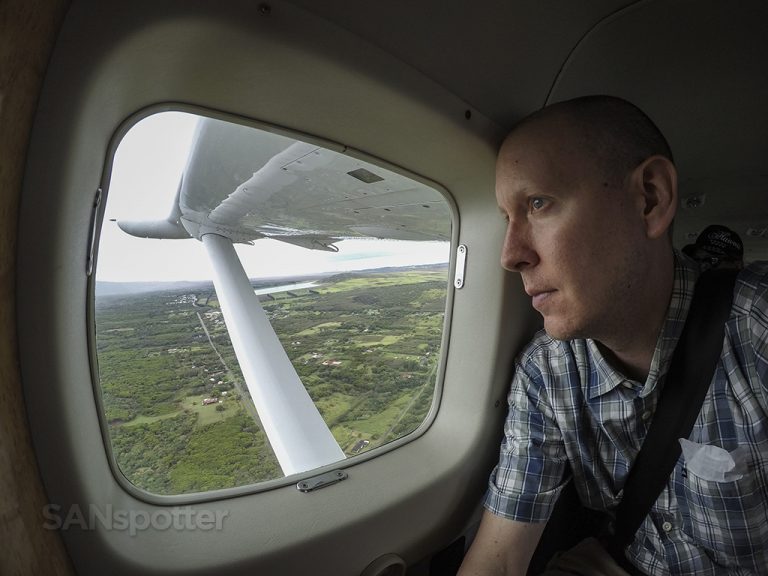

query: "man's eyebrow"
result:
(496, 186), (530, 209)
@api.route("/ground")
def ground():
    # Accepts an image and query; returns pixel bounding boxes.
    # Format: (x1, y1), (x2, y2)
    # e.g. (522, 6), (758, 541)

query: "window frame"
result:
(87, 104), (460, 505)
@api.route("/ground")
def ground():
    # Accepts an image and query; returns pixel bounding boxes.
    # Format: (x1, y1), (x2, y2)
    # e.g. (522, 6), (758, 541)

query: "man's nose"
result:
(500, 221), (538, 272)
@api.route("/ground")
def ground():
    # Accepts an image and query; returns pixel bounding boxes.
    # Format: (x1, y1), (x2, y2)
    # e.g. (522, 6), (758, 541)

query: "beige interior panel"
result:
(17, 1), (533, 574)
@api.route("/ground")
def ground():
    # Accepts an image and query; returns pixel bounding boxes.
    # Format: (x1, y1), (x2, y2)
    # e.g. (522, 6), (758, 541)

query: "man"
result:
(682, 224), (744, 271)
(458, 96), (768, 575)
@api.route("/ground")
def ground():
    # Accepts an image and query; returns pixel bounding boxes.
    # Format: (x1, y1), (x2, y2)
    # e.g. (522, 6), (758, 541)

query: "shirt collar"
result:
(587, 251), (699, 399)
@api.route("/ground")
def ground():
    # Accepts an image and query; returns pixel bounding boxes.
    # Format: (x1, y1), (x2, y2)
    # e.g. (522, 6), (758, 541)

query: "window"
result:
(94, 111), (453, 496)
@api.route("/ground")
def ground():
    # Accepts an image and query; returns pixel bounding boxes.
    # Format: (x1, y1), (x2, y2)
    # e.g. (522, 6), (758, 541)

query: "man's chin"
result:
(542, 318), (582, 342)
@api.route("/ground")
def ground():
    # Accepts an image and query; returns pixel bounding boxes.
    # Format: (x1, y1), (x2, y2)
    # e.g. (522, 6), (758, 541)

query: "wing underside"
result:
(120, 117), (451, 246)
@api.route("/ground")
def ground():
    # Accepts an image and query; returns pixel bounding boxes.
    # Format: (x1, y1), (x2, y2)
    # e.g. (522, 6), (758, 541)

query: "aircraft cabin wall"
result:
(13, 1), (531, 575)
(1, 0), (75, 574)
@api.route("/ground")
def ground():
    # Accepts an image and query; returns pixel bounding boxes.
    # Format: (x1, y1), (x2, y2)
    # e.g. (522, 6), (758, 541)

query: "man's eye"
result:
(529, 197), (547, 212)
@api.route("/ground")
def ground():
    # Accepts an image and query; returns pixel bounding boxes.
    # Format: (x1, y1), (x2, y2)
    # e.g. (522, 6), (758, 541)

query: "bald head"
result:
(509, 95), (674, 185)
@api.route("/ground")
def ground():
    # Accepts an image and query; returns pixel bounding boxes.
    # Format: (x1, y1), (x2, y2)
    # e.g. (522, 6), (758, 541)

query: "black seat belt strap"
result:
(604, 268), (739, 560)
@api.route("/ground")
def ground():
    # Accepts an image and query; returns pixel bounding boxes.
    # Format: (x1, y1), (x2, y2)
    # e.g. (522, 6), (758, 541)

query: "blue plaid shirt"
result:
(485, 254), (768, 575)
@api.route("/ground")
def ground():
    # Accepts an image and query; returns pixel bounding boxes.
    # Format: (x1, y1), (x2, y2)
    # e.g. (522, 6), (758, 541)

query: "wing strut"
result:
(201, 233), (345, 475)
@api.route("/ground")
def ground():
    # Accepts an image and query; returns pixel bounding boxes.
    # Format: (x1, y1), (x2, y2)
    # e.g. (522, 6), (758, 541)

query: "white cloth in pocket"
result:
(679, 438), (749, 482)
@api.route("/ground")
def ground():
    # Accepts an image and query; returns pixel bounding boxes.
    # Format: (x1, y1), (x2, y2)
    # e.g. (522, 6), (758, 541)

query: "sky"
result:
(97, 111), (450, 283)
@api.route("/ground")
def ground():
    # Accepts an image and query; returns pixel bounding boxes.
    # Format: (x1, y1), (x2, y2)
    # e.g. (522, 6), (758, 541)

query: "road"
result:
(195, 310), (265, 431)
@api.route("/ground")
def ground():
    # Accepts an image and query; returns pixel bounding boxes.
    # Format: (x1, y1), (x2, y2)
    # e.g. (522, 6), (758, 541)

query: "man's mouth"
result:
(528, 289), (556, 310)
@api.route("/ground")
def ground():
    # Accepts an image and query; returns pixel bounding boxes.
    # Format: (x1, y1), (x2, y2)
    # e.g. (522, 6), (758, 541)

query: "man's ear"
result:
(632, 155), (677, 240)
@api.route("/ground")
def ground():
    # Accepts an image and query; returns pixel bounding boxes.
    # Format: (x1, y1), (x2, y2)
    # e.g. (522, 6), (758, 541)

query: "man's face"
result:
(496, 118), (649, 341)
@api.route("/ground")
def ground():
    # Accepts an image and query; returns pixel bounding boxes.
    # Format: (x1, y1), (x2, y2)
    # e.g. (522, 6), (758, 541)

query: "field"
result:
(95, 266), (447, 495)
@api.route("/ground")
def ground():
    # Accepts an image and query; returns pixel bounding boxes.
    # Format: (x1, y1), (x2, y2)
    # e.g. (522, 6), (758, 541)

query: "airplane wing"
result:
(119, 116), (451, 246)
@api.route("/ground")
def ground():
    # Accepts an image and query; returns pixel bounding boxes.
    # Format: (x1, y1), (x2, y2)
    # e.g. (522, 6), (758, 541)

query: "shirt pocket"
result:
(677, 462), (768, 563)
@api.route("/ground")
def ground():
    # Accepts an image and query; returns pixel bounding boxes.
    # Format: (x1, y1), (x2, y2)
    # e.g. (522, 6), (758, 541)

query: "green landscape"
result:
(95, 266), (448, 495)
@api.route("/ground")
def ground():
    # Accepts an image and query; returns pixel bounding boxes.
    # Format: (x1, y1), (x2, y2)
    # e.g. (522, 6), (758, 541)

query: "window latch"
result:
(297, 469), (348, 493)
(454, 244), (467, 289)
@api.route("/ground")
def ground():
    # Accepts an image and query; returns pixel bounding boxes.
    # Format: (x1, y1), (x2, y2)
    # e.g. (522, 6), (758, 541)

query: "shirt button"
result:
(662, 521), (673, 532)
(622, 382), (634, 389)
(642, 410), (652, 421)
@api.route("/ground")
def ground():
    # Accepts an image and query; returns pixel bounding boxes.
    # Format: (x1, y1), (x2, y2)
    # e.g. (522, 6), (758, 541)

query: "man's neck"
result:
(597, 250), (676, 383)
(596, 340), (658, 383)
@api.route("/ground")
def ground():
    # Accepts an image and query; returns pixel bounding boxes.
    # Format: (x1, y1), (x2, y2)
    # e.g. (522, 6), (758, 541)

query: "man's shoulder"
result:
(734, 261), (768, 314)
(739, 260), (768, 282)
